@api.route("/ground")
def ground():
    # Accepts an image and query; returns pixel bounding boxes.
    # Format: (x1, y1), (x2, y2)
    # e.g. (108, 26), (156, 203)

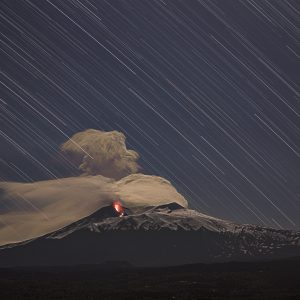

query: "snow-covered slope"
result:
(51, 203), (300, 257)
(0, 203), (299, 267)
(86, 204), (235, 233)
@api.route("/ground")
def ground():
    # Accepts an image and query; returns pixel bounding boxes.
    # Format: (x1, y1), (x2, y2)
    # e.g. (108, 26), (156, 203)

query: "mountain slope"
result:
(0, 203), (299, 267)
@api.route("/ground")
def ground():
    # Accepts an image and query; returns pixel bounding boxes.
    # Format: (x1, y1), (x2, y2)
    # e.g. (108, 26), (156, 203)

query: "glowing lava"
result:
(113, 200), (125, 216)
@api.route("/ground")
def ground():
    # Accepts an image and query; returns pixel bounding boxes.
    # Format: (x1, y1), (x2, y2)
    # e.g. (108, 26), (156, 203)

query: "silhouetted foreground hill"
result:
(0, 257), (299, 300)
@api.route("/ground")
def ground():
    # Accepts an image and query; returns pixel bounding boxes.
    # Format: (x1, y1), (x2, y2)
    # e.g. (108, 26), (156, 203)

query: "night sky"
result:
(0, 0), (299, 229)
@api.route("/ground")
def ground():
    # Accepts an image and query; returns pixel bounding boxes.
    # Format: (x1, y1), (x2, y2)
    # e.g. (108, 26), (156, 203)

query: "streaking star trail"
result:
(0, 0), (299, 229)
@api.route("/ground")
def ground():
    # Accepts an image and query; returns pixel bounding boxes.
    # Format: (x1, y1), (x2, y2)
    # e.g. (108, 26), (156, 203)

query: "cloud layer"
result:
(60, 129), (140, 179)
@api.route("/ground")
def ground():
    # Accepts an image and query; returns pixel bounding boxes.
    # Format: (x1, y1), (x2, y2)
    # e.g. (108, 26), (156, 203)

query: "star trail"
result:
(0, 0), (299, 229)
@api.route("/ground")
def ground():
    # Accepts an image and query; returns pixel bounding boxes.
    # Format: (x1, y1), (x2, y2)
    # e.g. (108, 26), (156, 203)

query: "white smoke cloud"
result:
(59, 129), (140, 179)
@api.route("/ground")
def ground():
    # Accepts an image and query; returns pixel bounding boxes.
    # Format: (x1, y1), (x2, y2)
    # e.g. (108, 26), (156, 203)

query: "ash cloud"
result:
(0, 129), (188, 246)
(60, 129), (140, 180)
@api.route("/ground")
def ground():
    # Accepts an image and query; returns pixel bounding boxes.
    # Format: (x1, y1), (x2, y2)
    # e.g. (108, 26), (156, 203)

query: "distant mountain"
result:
(0, 203), (299, 267)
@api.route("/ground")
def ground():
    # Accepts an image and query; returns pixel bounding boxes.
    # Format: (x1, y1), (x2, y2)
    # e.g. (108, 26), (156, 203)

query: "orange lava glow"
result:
(113, 200), (124, 216)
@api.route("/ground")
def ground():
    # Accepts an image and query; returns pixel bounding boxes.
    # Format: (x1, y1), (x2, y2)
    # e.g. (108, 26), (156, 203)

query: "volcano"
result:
(0, 202), (299, 267)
